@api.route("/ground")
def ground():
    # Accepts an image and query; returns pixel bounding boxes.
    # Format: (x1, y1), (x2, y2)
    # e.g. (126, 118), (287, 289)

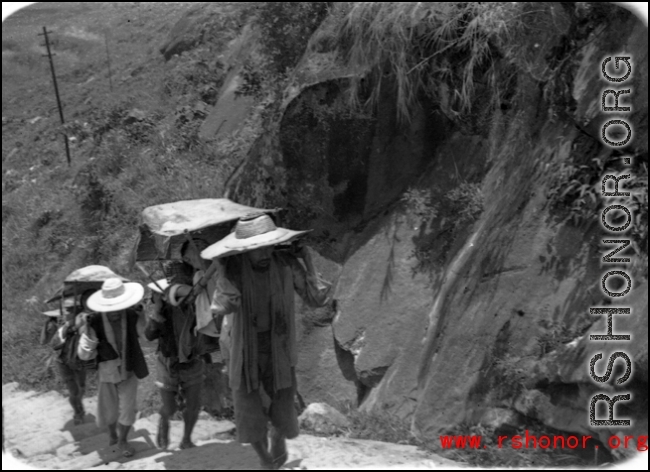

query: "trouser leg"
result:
(97, 381), (119, 445)
(116, 375), (139, 427)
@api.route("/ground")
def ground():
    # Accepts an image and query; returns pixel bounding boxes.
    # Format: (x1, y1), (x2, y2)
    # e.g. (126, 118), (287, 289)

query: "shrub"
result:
(237, 2), (330, 101)
(447, 182), (484, 231)
(162, 48), (225, 101)
(346, 408), (419, 445)
(408, 182), (483, 275)
(494, 354), (531, 399)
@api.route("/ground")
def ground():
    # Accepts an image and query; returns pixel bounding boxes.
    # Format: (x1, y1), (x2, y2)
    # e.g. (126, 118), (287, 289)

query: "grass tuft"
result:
(337, 3), (529, 124)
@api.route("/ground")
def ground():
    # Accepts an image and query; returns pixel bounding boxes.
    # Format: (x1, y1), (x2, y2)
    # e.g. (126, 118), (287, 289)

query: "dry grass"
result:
(337, 3), (542, 124)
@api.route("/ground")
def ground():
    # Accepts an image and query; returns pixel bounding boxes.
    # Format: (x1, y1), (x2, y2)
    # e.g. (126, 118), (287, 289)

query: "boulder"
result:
(198, 24), (259, 141)
(298, 403), (350, 435)
(159, 5), (213, 61)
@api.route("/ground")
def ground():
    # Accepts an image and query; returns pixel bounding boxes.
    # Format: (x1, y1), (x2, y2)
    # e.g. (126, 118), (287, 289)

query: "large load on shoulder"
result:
(43, 265), (131, 371)
(130, 198), (279, 263)
(130, 198), (279, 355)
(46, 265), (130, 311)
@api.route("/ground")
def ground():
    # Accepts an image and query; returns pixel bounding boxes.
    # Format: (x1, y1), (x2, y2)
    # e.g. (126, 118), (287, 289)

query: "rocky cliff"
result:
(204, 2), (648, 457)
(2, 2), (647, 466)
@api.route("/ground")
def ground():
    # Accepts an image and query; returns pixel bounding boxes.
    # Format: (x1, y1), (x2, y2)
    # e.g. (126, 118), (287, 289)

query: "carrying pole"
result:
(136, 263), (167, 294)
(39, 27), (71, 166)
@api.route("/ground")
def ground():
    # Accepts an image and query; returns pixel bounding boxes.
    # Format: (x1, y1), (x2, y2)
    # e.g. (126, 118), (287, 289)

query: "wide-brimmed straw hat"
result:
(147, 279), (170, 294)
(87, 278), (145, 313)
(201, 212), (310, 260)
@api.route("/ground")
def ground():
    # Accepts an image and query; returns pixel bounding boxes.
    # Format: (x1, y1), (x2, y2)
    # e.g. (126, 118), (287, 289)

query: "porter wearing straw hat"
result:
(143, 261), (208, 451)
(202, 212), (332, 469)
(40, 295), (93, 425)
(78, 278), (148, 458)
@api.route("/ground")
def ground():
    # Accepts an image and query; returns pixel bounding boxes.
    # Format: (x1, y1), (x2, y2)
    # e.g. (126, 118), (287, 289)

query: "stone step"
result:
(5, 395), (98, 440)
(6, 430), (72, 458)
(57, 418), (106, 443)
(16, 452), (62, 469)
(57, 432), (112, 460)
(87, 463), (123, 470)
(2, 390), (42, 408)
(57, 435), (158, 470)
(139, 413), (236, 449)
(116, 438), (261, 471)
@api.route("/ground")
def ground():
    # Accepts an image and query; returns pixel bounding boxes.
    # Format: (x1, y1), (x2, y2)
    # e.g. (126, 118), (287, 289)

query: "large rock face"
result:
(223, 3), (648, 454)
(158, 3), (241, 62)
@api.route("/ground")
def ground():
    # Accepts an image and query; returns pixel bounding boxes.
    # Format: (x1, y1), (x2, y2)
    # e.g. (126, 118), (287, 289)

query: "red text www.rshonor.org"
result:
(438, 431), (649, 452)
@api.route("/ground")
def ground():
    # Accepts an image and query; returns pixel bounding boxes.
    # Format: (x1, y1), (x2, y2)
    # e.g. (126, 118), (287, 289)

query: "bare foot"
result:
(119, 441), (135, 458)
(258, 459), (275, 470)
(179, 439), (196, 450)
(270, 428), (288, 469)
(251, 439), (274, 470)
(272, 453), (288, 470)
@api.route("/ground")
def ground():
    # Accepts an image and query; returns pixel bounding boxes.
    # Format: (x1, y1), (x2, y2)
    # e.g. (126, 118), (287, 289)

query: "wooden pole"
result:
(104, 33), (113, 92)
(39, 27), (71, 166)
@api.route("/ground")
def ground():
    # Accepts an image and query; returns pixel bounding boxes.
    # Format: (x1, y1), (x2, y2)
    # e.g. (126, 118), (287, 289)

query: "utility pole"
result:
(104, 32), (113, 92)
(39, 26), (71, 166)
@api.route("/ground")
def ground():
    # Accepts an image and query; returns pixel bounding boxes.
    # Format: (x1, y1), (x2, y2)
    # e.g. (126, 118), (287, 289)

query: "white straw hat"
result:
(147, 279), (170, 294)
(87, 278), (145, 313)
(201, 213), (310, 260)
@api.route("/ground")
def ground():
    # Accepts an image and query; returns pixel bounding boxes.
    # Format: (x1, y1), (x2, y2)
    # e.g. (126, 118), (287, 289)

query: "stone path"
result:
(3, 383), (462, 470)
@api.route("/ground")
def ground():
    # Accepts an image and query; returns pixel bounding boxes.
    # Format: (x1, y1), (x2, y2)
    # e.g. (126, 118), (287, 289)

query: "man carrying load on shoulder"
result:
(77, 278), (148, 458)
(144, 259), (207, 451)
(203, 212), (333, 470)
(40, 291), (94, 425)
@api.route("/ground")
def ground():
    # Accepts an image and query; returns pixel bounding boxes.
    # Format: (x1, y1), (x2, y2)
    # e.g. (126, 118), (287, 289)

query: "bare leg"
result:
(117, 423), (135, 458)
(251, 438), (274, 470)
(270, 425), (288, 469)
(179, 383), (202, 449)
(157, 390), (177, 450)
(72, 368), (87, 424)
(58, 362), (85, 424)
(108, 423), (119, 446)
